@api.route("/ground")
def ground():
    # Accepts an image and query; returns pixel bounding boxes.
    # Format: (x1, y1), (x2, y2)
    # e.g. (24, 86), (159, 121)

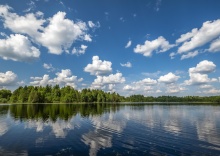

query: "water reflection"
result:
(0, 104), (220, 155)
(0, 119), (10, 136)
(82, 111), (127, 156)
(24, 118), (78, 138)
(196, 108), (220, 148)
(0, 146), (28, 156)
(0, 107), (14, 136)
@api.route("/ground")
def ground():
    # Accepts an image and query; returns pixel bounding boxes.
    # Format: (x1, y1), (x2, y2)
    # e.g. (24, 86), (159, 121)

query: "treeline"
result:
(0, 85), (124, 103)
(0, 85), (220, 103)
(127, 94), (220, 103)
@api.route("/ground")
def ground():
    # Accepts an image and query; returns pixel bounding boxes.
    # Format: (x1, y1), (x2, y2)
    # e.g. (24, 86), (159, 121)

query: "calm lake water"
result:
(0, 103), (220, 156)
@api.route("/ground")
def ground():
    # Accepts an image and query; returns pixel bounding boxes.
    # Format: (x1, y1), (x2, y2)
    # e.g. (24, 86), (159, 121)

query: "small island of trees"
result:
(0, 85), (220, 103)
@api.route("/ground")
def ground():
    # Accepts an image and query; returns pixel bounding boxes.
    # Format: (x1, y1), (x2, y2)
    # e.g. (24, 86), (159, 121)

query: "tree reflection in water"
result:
(8, 103), (117, 121)
(0, 104), (220, 155)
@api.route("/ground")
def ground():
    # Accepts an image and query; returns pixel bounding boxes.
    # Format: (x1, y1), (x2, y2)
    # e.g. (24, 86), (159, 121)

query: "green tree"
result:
(0, 89), (12, 103)
(10, 86), (23, 103)
(52, 85), (61, 103)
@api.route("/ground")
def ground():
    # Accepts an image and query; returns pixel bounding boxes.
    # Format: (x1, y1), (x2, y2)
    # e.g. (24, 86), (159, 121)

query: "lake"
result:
(0, 103), (220, 155)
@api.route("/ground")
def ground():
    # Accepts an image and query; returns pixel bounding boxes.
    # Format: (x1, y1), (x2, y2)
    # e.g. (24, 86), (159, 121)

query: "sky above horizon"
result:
(0, 0), (220, 97)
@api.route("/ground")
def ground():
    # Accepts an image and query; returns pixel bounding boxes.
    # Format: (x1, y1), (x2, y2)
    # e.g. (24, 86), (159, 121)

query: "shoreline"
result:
(1, 101), (220, 105)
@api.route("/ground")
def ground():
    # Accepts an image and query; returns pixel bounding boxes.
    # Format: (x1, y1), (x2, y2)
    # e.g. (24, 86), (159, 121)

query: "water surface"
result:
(0, 103), (220, 155)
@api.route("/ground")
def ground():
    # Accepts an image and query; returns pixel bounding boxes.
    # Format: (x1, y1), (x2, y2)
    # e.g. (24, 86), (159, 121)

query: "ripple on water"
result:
(0, 104), (220, 156)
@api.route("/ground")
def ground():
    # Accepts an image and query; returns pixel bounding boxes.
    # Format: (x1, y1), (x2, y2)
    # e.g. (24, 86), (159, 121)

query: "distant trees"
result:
(0, 86), (220, 103)
(125, 95), (220, 103)
(4, 85), (124, 103)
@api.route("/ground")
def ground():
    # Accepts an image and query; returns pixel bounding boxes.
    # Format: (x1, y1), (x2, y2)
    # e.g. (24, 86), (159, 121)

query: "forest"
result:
(0, 85), (220, 103)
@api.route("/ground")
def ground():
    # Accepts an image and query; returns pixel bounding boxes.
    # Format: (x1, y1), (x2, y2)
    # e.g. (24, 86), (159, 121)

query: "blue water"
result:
(0, 104), (220, 155)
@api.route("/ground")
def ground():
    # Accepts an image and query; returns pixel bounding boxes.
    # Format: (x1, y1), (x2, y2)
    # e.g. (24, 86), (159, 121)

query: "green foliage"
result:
(1, 86), (220, 104)
(6, 85), (124, 103)
(0, 89), (12, 103)
(125, 95), (220, 103)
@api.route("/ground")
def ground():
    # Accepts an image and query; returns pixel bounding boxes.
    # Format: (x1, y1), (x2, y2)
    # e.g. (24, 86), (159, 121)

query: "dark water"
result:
(0, 104), (220, 156)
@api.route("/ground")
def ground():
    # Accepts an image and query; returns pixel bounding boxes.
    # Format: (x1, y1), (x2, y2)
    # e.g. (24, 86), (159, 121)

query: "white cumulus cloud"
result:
(0, 5), (93, 56)
(200, 85), (212, 89)
(91, 73), (125, 91)
(53, 69), (80, 87)
(184, 60), (217, 85)
(72, 44), (88, 55)
(166, 84), (186, 94)
(0, 34), (40, 62)
(37, 12), (87, 54)
(135, 78), (157, 86)
(120, 62), (132, 68)
(43, 63), (53, 70)
(203, 88), (220, 94)
(189, 60), (216, 74)
(0, 5), (45, 38)
(84, 34), (92, 42)
(30, 74), (50, 86)
(176, 28), (198, 44)
(177, 19), (220, 53)
(84, 56), (112, 76)
(158, 72), (180, 84)
(169, 52), (176, 59)
(208, 38), (220, 52)
(185, 73), (212, 85)
(93, 73), (125, 85)
(180, 50), (199, 60)
(156, 89), (162, 93)
(123, 85), (137, 91)
(30, 69), (82, 88)
(43, 63), (55, 72)
(134, 36), (174, 57)
(123, 78), (157, 93)
(0, 71), (17, 86)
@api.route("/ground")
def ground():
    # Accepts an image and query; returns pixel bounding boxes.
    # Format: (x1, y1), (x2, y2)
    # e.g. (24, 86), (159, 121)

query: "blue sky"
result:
(0, 0), (220, 96)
